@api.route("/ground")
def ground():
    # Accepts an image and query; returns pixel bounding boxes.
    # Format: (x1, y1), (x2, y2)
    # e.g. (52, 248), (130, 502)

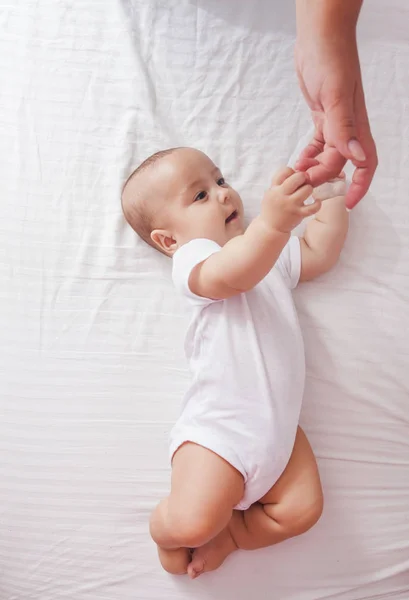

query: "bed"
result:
(1, 1), (408, 598)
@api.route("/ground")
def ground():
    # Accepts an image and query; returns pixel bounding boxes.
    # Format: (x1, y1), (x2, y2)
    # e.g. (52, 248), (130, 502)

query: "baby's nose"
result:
(217, 188), (229, 204)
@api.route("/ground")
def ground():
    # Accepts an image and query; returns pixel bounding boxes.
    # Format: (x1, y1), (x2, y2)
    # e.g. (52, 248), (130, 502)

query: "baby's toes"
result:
(187, 551), (205, 579)
(313, 175), (347, 201)
(158, 546), (190, 575)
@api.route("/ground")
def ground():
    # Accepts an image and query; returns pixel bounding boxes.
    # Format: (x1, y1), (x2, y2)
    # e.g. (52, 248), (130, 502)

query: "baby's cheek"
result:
(233, 191), (244, 208)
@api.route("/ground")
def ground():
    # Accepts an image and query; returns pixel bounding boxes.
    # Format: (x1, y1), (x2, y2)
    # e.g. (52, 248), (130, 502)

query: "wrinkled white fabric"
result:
(0, 1), (408, 599)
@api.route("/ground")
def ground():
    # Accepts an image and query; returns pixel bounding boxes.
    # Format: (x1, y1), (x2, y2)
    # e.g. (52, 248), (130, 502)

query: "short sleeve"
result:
(275, 236), (301, 289)
(172, 238), (222, 307)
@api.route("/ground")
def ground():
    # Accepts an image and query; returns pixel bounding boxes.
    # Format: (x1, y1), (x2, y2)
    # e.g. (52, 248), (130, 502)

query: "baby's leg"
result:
(150, 442), (244, 574)
(230, 426), (323, 549)
(188, 427), (323, 577)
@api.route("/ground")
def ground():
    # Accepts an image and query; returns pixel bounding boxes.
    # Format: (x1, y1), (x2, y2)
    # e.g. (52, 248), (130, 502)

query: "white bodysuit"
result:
(170, 237), (305, 510)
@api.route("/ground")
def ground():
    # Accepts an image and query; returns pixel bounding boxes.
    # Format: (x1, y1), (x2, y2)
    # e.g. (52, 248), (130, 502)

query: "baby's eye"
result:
(194, 190), (207, 202)
(217, 177), (226, 186)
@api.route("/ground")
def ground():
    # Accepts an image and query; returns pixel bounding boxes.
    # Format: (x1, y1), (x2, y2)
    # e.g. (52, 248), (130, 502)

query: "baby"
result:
(122, 147), (349, 579)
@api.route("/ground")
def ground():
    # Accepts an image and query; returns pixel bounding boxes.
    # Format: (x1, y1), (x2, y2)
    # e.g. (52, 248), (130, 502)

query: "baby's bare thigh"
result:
(170, 442), (245, 527)
(259, 426), (323, 509)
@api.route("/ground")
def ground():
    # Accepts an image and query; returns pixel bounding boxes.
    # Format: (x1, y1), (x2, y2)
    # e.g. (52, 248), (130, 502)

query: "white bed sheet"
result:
(0, 1), (408, 599)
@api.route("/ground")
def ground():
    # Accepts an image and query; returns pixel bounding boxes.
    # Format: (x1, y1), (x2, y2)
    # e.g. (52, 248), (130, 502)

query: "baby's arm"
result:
(190, 168), (319, 300)
(299, 176), (349, 282)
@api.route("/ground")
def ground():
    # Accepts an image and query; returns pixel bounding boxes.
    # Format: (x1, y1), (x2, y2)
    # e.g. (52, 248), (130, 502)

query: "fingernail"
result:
(348, 139), (366, 162)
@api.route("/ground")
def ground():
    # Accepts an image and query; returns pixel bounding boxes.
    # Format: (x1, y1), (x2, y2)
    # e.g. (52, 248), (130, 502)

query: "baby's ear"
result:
(151, 229), (178, 256)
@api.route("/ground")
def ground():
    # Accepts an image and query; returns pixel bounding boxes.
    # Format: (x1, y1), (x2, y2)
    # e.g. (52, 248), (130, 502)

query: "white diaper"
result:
(169, 424), (292, 511)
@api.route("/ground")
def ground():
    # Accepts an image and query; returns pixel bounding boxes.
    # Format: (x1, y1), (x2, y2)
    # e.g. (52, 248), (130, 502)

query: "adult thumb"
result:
(327, 97), (366, 163)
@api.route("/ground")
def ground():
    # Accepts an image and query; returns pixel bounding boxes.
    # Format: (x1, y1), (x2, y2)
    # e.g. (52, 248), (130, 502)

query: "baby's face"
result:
(150, 148), (245, 255)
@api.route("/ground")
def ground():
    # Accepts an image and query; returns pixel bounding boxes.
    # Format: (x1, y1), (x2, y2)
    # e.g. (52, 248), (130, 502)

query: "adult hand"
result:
(294, 2), (378, 209)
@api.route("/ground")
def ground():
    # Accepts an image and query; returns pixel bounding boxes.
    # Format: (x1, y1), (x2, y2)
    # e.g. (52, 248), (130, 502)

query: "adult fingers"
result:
(304, 147), (346, 187)
(295, 123), (346, 185)
(295, 122), (325, 165)
(344, 86), (378, 208)
(326, 90), (364, 162)
(294, 157), (320, 172)
(345, 134), (377, 208)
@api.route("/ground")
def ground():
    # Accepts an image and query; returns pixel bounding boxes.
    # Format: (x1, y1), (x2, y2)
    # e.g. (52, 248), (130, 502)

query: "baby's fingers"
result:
(271, 167), (295, 186)
(290, 183), (313, 205)
(281, 171), (309, 195)
(300, 198), (322, 217)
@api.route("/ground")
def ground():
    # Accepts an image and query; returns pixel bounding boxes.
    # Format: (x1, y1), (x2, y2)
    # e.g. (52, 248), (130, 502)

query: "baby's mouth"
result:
(225, 210), (238, 224)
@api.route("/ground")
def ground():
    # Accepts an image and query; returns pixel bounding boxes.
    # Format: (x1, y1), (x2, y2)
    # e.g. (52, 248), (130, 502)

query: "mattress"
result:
(0, 1), (408, 599)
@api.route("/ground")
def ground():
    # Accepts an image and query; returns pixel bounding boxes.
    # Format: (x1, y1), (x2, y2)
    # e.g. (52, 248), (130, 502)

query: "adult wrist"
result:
(296, 0), (362, 45)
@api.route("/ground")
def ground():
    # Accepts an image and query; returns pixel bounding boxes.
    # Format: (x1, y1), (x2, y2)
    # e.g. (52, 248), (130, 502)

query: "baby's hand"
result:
(261, 167), (318, 234)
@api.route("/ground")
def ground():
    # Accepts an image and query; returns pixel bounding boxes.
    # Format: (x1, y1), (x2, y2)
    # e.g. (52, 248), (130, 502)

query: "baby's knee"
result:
(271, 488), (324, 538)
(167, 505), (216, 548)
(294, 493), (324, 534)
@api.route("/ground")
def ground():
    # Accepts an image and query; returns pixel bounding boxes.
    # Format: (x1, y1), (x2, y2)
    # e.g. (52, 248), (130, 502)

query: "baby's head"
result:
(121, 147), (244, 256)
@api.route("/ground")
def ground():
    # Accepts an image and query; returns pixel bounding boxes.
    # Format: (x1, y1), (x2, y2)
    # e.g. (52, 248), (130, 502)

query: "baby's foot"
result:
(187, 527), (238, 579)
(157, 546), (191, 575)
(313, 172), (346, 201)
